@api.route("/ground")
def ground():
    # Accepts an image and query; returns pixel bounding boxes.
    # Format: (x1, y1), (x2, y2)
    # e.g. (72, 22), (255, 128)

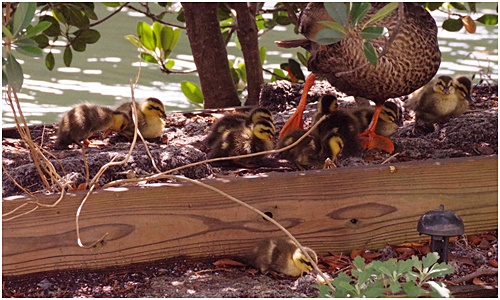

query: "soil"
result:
(2, 80), (498, 297)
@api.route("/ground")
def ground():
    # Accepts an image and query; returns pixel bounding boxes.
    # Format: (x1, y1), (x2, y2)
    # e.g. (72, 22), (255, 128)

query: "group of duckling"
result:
(54, 97), (166, 149)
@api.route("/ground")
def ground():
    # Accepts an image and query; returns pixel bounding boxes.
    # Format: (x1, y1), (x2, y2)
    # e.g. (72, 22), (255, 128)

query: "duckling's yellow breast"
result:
(139, 116), (165, 138)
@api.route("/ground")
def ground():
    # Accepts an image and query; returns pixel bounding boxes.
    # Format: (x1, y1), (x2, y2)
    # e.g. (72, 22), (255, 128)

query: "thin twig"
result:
(381, 152), (399, 164)
(451, 267), (498, 284)
(75, 184), (108, 248)
(90, 2), (130, 27)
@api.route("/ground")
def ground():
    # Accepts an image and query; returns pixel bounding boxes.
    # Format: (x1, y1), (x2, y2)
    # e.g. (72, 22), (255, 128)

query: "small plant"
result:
(315, 252), (455, 298)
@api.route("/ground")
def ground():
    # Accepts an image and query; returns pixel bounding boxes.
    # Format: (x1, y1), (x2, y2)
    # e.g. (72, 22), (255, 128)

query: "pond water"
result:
(2, 3), (498, 127)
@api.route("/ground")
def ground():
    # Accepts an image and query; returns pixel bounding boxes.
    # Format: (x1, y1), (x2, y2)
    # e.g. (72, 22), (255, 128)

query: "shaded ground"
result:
(2, 81), (498, 297)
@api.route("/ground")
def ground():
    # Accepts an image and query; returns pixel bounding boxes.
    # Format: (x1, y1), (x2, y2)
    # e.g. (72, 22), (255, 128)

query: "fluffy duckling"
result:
(351, 101), (403, 138)
(247, 238), (318, 277)
(452, 75), (473, 115)
(311, 94), (338, 125)
(205, 107), (273, 148)
(54, 104), (129, 149)
(115, 97), (166, 139)
(314, 110), (362, 159)
(208, 119), (275, 167)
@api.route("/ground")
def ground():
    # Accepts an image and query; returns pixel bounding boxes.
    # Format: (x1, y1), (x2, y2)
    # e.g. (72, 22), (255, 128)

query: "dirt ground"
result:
(2, 80), (498, 297)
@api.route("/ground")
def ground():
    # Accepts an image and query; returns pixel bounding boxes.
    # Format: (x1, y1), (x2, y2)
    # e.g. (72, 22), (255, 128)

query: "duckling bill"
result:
(247, 238), (318, 277)
(115, 97), (166, 139)
(54, 104), (128, 149)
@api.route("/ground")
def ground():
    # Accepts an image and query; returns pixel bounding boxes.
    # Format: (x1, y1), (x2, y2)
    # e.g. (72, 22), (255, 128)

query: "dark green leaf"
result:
(39, 15), (61, 37)
(297, 51), (308, 67)
(140, 52), (158, 63)
(364, 2), (399, 27)
(318, 20), (347, 35)
(101, 2), (121, 8)
(45, 51), (55, 70)
(34, 34), (50, 49)
(259, 46), (266, 66)
(324, 2), (349, 27)
(5, 52), (24, 91)
(229, 66), (239, 85)
(80, 3), (98, 20)
(270, 68), (286, 82)
(426, 2), (443, 11)
(363, 41), (378, 66)
(12, 2), (36, 37)
(351, 2), (371, 27)
(14, 37), (38, 47)
(476, 14), (498, 25)
(74, 29), (101, 44)
(15, 45), (44, 57)
(176, 8), (185, 23)
(137, 22), (156, 51)
(450, 2), (467, 10)
(275, 15), (291, 26)
(23, 21), (52, 39)
(72, 40), (87, 52)
(181, 81), (204, 105)
(314, 28), (346, 45)
(287, 58), (305, 81)
(402, 281), (423, 298)
(442, 18), (463, 31)
(467, 3), (477, 13)
(359, 26), (385, 40)
(63, 46), (72, 67)
(52, 7), (67, 24)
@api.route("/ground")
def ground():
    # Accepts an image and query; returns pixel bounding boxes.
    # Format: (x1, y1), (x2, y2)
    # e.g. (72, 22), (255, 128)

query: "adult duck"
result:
(277, 2), (441, 153)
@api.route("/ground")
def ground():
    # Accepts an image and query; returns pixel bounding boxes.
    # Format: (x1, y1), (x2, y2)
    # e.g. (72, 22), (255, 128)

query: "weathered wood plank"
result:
(2, 156), (497, 276)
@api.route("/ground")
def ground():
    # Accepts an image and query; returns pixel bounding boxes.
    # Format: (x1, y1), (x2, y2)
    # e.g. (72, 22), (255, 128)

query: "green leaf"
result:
(297, 51), (308, 67)
(259, 46), (266, 65)
(324, 2), (349, 27)
(388, 281), (402, 294)
(164, 59), (175, 69)
(426, 2), (444, 11)
(450, 2), (467, 10)
(125, 35), (143, 48)
(318, 20), (347, 35)
(364, 2), (399, 27)
(396, 257), (414, 274)
(422, 252), (439, 269)
(80, 3), (98, 20)
(426, 262), (455, 278)
(15, 45), (44, 57)
(181, 81), (204, 104)
(270, 68), (286, 82)
(39, 15), (60, 37)
(476, 14), (498, 25)
(74, 29), (101, 44)
(359, 26), (385, 40)
(363, 41), (378, 66)
(45, 51), (55, 70)
(2, 70), (8, 87)
(52, 7), (67, 25)
(101, 2), (121, 8)
(353, 255), (365, 270)
(23, 21), (52, 39)
(312, 283), (334, 297)
(137, 22), (156, 51)
(64, 5), (90, 28)
(442, 18), (463, 31)
(152, 22), (163, 49)
(160, 25), (173, 51)
(2, 25), (13, 41)
(14, 37), (38, 47)
(12, 2), (36, 37)
(33, 34), (49, 48)
(72, 40), (87, 52)
(140, 52), (158, 64)
(63, 46), (72, 67)
(351, 2), (371, 28)
(5, 52), (24, 92)
(363, 280), (385, 298)
(314, 28), (346, 45)
(402, 281), (423, 298)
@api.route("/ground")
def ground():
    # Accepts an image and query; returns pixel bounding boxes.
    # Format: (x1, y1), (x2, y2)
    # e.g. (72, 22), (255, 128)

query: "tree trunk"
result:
(182, 3), (240, 109)
(234, 2), (264, 106)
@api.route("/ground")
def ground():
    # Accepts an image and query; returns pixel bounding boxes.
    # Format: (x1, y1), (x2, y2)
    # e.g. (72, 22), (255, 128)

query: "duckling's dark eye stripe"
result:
(261, 129), (274, 135)
(149, 105), (163, 112)
(299, 258), (313, 268)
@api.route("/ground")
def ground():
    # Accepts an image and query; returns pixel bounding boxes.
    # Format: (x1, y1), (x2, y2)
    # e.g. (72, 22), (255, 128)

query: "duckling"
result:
(247, 238), (318, 277)
(351, 101), (403, 138)
(405, 75), (472, 134)
(54, 104), (129, 149)
(314, 110), (362, 159)
(311, 94), (338, 125)
(207, 119), (275, 167)
(205, 107), (273, 148)
(115, 97), (166, 139)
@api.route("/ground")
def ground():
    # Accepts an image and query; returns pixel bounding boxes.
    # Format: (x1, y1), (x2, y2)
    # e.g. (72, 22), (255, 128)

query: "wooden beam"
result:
(2, 156), (497, 276)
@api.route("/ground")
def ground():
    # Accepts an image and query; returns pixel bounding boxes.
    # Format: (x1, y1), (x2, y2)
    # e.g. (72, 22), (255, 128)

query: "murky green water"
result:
(2, 3), (498, 127)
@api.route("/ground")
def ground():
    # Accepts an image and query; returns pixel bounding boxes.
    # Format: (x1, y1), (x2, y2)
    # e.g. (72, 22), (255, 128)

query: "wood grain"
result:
(3, 156), (497, 276)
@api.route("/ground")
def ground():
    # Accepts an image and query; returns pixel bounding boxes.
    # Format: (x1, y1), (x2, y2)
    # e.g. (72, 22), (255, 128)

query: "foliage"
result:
(315, 252), (455, 298)
(425, 2), (498, 33)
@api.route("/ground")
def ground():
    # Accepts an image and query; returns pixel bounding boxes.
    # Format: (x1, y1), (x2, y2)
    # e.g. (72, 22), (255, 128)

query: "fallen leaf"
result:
(395, 247), (415, 254)
(467, 235), (482, 245)
(361, 252), (382, 260)
(213, 258), (246, 267)
(479, 234), (497, 242)
(77, 183), (87, 190)
(488, 260), (498, 268)
(478, 238), (491, 250)
(415, 245), (430, 255)
(454, 256), (475, 266)
(472, 277), (487, 285)
(350, 249), (363, 259)
(397, 242), (425, 248)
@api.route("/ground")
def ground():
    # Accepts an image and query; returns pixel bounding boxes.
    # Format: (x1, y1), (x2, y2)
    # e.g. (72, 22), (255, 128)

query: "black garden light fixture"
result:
(417, 204), (464, 263)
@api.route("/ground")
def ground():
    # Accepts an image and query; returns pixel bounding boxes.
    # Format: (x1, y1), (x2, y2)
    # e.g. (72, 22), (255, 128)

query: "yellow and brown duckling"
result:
(351, 101), (403, 138)
(276, 129), (323, 169)
(207, 119), (275, 167)
(405, 75), (472, 134)
(205, 107), (273, 148)
(247, 238), (318, 277)
(54, 104), (129, 149)
(115, 97), (166, 139)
